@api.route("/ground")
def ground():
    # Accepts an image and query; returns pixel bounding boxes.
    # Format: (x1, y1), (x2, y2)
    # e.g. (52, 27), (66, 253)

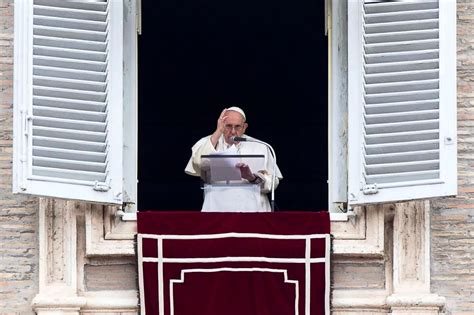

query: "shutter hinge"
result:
(93, 181), (110, 192)
(24, 114), (32, 137)
(363, 184), (378, 195)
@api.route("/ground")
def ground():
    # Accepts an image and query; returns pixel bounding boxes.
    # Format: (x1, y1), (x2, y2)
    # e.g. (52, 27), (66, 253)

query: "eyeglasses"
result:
(224, 124), (243, 132)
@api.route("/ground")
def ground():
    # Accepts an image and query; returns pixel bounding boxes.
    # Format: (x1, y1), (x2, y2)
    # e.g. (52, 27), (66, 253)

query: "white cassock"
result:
(185, 134), (283, 212)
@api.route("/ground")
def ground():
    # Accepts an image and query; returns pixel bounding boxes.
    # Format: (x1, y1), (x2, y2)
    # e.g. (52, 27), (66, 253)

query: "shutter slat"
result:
(33, 116), (106, 133)
(365, 149), (439, 164)
(33, 126), (106, 143)
(365, 90), (439, 104)
(33, 156), (107, 173)
(364, 2), (438, 14)
(365, 160), (439, 175)
(365, 59), (439, 74)
(34, 5), (107, 22)
(365, 19), (438, 34)
(366, 120), (439, 134)
(34, 56), (106, 72)
(34, 96), (106, 112)
(32, 166), (106, 182)
(365, 69), (439, 84)
(34, 25), (107, 42)
(34, 0), (107, 12)
(365, 39), (438, 54)
(34, 65), (106, 82)
(33, 86), (107, 102)
(365, 170), (439, 184)
(365, 29), (438, 44)
(34, 35), (106, 52)
(33, 136), (106, 152)
(364, 9), (439, 24)
(34, 16), (107, 32)
(366, 50), (438, 64)
(365, 109), (439, 124)
(34, 76), (107, 92)
(365, 79), (439, 94)
(365, 99), (439, 114)
(365, 139), (439, 155)
(33, 105), (107, 122)
(365, 130), (439, 145)
(33, 146), (106, 163)
(34, 45), (107, 62)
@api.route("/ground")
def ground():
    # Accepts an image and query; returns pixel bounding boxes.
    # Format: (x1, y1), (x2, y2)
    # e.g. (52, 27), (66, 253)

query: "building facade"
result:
(0, 0), (472, 314)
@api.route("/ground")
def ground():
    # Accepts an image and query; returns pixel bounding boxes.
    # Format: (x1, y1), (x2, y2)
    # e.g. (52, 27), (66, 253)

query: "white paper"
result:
(208, 145), (241, 182)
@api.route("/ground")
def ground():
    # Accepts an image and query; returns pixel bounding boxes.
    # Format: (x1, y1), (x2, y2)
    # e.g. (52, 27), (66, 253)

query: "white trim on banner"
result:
(137, 232), (331, 315)
(169, 268), (300, 315)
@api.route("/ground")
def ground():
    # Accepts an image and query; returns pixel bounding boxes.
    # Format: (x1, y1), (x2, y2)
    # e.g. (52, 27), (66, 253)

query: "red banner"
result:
(138, 212), (330, 315)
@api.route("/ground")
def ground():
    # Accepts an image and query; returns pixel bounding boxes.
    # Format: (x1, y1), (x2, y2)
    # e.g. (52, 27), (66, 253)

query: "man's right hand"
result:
(211, 108), (227, 147)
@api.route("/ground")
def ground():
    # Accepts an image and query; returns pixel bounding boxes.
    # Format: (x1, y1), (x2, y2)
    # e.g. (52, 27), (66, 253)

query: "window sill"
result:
(118, 211), (355, 222)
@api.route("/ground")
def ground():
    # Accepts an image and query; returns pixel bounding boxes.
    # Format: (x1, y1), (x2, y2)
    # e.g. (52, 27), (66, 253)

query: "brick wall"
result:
(0, 0), (39, 313)
(430, 1), (474, 314)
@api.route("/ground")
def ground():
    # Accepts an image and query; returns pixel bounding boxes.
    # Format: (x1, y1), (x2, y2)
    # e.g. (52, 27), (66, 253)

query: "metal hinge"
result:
(93, 181), (110, 192)
(363, 183), (378, 195)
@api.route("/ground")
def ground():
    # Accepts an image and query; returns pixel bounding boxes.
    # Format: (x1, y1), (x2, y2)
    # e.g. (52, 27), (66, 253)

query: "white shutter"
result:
(13, 0), (124, 204)
(347, 0), (456, 205)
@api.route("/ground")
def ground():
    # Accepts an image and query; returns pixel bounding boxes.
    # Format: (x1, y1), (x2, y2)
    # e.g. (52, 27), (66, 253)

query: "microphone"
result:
(231, 135), (278, 211)
(230, 136), (247, 142)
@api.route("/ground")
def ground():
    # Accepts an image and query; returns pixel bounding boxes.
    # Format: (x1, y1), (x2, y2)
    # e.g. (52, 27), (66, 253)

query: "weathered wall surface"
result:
(0, 0), (39, 313)
(430, 1), (474, 314)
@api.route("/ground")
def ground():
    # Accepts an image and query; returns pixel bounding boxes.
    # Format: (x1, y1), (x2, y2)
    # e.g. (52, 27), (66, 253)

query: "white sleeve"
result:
(184, 136), (217, 177)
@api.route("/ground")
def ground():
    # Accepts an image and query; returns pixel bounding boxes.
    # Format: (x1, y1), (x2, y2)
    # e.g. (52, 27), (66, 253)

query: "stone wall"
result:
(430, 1), (474, 314)
(0, 0), (39, 313)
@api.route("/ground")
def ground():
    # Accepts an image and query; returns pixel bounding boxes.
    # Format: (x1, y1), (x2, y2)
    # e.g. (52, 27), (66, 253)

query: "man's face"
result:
(223, 110), (248, 144)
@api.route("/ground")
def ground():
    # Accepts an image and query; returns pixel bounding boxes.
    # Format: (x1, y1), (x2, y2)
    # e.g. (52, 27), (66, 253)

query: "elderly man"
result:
(185, 107), (283, 212)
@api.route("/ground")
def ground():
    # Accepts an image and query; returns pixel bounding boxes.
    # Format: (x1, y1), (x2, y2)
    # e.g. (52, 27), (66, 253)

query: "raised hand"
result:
(210, 108), (228, 148)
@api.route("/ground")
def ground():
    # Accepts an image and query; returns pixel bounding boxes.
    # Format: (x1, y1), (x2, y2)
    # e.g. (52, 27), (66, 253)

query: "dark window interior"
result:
(138, 0), (328, 211)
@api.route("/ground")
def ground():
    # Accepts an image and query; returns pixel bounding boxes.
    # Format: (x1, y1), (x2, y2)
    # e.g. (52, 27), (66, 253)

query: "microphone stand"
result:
(240, 137), (277, 212)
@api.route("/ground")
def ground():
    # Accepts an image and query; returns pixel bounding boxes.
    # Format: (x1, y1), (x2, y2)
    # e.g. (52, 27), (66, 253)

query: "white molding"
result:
(347, 0), (364, 206)
(332, 289), (388, 309)
(170, 269), (299, 315)
(33, 198), (84, 314)
(328, 0), (349, 210)
(85, 205), (136, 256)
(387, 200), (445, 313)
(123, 0), (138, 207)
(81, 290), (139, 311)
(332, 205), (385, 257)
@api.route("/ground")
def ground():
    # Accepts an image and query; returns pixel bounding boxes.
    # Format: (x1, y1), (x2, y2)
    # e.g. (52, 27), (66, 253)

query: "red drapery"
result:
(138, 211), (330, 315)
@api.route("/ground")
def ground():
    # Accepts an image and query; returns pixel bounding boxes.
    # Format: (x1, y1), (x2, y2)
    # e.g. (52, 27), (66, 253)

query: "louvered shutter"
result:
(347, 0), (456, 205)
(13, 0), (124, 204)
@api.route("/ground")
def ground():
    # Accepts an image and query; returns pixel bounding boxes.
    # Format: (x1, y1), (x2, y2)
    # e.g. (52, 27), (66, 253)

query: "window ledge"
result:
(118, 211), (356, 222)
(116, 210), (137, 221)
(330, 211), (355, 222)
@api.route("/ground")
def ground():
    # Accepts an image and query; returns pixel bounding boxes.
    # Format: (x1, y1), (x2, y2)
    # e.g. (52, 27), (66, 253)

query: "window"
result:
(13, 0), (457, 210)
